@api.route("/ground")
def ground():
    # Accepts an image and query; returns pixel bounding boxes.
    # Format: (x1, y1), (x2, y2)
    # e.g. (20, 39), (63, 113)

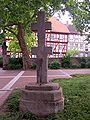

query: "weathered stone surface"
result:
(22, 87), (62, 101)
(20, 83), (64, 116)
(31, 11), (52, 84)
(20, 99), (64, 116)
(25, 83), (60, 91)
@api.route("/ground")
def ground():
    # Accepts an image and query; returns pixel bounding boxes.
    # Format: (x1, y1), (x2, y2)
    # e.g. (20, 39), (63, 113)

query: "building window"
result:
(80, 44), (83, 49)
(51, 34), (54, 41)
(75, 43), (78, 48)
(69, 43), (74, 49)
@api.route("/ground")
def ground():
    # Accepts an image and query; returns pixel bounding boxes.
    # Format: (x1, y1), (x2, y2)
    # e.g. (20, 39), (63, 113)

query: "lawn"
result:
(0, 74), (90, 120)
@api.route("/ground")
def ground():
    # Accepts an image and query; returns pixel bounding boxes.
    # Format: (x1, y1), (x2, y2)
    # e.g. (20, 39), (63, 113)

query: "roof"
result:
(66, 24), (79, 34)
(48, 16), (70, 33)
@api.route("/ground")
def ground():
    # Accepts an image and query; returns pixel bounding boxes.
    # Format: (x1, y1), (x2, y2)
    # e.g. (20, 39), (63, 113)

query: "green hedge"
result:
(49, 61), (61, 69)
(7, 58), (23, 70)
(61, 55), (71, 68)
(1, 56), (90, 69)
(80, 57), (90, 68)
(71, 64), (80, 68)
(86, 61), (90, 68)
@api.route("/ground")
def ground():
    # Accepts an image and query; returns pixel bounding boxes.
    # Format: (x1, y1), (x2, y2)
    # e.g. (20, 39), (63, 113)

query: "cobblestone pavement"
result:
(0, 68), (90, 110)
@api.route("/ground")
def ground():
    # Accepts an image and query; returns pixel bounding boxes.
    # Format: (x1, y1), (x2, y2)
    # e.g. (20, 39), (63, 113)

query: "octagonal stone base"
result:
(20, 83), (64, 116)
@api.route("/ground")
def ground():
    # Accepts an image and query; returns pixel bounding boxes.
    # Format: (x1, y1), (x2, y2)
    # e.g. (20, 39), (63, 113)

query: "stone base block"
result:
(20, 83), (64, 116)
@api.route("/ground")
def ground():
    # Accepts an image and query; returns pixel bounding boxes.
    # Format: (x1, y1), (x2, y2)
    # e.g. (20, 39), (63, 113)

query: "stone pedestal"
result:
(20, 83), (64, 116)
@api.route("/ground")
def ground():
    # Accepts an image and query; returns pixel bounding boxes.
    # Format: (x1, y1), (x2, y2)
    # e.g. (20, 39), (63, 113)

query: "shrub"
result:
(86, 62), (90, 68)
(87, 57), (90, 62)
(61, 55), (71, 68)
(71, 64), (80, 68)
(9, 58), (22, 65)
(8, 63), (22, 70)
(31, 63), (36, 69)
(80, 62), (86, 68)
(49, 61), (61, 69)
(80, 57), (86, 63)
(7, 64), (15, 70)
(8, 58), (23, 70)
(15, 64), (22, 69)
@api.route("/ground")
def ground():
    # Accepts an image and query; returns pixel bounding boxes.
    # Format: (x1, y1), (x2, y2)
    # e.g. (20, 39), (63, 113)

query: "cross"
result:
(31, 11), (52, 84)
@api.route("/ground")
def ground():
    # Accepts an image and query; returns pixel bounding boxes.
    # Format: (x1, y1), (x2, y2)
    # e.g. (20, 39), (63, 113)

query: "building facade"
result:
(45, 17), (90, 58)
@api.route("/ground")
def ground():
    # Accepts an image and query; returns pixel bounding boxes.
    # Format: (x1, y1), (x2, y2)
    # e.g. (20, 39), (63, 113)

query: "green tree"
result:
(65, 0), (90, 33)
(0, 0), (89, 69)
(0, 0), (63, 69)
(62, 48), (80, 68)
(66, 48), (80, 57)
(8, 32), (36, 56)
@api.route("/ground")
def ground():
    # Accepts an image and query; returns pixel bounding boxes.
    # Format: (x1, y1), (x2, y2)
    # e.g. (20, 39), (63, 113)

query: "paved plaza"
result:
(0, 68), (90, 110)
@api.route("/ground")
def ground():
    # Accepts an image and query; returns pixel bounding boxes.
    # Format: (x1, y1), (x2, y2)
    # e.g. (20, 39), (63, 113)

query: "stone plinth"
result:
(20, 83), (64, 116)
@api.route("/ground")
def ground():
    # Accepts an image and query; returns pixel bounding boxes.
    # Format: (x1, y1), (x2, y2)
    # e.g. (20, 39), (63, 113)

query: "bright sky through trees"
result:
(54, 11), (73, 24)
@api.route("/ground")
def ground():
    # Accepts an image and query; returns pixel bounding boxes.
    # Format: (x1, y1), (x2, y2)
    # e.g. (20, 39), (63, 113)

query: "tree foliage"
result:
(0, 0), (89, 40)
(0, 0), (89, 69)
(0, 0), (89, 34)
(66, 48), (80, 57)
(25, 33), (36, 51)
(8, 39), (20, 54)
(8, 32), (36, 54)
(0, 0), (64, 69)
(0, 0), (61, 29)
(65, 0), (90, 33)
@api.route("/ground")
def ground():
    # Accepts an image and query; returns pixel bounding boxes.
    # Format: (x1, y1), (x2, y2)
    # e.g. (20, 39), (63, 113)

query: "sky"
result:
(54, 11), (73, 24)
(54, 0), (89, 24)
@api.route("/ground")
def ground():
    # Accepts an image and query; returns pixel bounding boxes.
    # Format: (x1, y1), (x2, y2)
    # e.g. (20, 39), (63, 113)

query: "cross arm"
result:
(31, 46), (52, 55)
(31, 23), (38, 32)
(31, 22), (52, 32)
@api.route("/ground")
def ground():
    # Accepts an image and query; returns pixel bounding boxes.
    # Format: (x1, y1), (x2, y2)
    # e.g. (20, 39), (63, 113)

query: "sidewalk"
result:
(0, 68), (90, 111)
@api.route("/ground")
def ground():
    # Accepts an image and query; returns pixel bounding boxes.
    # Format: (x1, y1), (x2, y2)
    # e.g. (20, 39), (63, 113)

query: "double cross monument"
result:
(31, 11), (52, 84)
(20, 11), (64, 116)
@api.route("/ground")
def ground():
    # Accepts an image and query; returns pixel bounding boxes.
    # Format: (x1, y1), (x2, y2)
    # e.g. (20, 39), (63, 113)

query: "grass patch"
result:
(6, 89), (22, 112)
(0, 74), (90, 120)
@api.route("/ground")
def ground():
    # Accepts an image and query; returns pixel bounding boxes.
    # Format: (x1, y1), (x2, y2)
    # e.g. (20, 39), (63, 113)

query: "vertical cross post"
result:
(31, 11), (52, 84)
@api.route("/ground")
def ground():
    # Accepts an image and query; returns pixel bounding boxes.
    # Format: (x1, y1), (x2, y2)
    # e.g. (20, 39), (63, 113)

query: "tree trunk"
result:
(17, 24), (31, 70)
